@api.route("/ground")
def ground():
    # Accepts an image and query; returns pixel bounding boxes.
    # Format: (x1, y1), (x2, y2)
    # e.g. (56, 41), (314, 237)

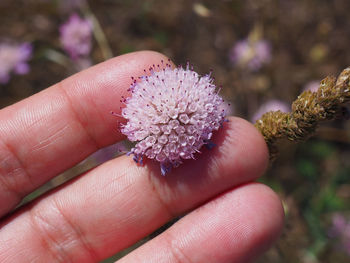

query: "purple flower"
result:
(303, 80), (320, 93)
(59, 14), (92, 60)
(251, 99), (290, 123)
(0, 42), (32, 84)
(328, 213), (350, 256)
(229, 39), (271, 71)
(329, 214), (348, 238)
(120, 63), (227, 175)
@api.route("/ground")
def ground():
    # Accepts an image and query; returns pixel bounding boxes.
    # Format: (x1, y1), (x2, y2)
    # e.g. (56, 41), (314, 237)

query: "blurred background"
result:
(1, 0), (350, 262)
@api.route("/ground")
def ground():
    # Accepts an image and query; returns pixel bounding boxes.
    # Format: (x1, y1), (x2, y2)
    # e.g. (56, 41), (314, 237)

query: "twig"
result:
(255, 67), (350, 159)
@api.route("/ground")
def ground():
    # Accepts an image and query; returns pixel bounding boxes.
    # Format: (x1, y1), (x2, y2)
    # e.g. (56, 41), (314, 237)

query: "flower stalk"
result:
(255, 67), (350, 159)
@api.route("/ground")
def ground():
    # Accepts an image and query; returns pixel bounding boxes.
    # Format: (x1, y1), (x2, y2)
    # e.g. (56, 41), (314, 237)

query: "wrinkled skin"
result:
(0, 51), (284, 263)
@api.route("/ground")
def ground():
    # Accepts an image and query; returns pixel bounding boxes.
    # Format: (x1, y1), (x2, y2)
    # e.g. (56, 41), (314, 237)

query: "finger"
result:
(0, 51), (170, 216)
(0, 117), (269, 262)
(119, 183), (284, 263)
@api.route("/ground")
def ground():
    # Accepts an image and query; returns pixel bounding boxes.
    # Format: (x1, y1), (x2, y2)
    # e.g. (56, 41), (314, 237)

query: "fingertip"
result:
(240, 183), (285, 256)
(119, 183), (284, 263)
(214, 116), (269, 182)
(61, 50), (172, 92)
(57, 50), (173, 147)
(137, 115), (270, 215)
(99, 50), (173, 77)
(213, 183), (285, 262)
(177, 182), (285, 262)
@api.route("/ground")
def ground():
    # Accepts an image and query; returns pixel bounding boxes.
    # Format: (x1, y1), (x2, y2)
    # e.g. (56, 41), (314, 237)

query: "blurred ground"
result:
(1, 0), (350, 262)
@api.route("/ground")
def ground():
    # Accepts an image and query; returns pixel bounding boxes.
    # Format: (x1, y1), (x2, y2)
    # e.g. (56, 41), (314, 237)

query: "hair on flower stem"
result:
(0, 42), (32, 84)
(255, 67), (350, 160)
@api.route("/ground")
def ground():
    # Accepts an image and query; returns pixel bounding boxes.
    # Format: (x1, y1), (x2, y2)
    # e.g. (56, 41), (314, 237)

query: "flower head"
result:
(252, 99), (290, 123)
(229, 39), (271, 71)
(59, 14), (92, 60)
(120, 62), (228, 175)
(0, 42), (32, 84)
(328, 213), (350, 256)
(329, 214), (348, 238)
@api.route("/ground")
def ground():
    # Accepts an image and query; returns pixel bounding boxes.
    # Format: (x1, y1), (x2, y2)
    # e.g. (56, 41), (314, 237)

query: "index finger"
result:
(0, 51), (171, 216)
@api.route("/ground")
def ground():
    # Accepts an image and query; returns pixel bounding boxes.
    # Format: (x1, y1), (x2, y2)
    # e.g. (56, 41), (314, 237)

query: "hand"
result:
(0, 51), (284, 263)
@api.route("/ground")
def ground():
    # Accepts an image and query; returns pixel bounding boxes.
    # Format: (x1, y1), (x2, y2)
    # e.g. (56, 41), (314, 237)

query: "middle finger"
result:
(0, 117), (268, 262)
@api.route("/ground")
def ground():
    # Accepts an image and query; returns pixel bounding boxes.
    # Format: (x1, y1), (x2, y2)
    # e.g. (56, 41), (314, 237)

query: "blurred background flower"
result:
(229, 39), (271, 71)
(303, 80), (321, 93)
(0, 42), (32, 84)
(251, 99), (290, 123)
(1, 0), (350, 262)
(329, 214), (350, 256)
(59, 13), (92, 60)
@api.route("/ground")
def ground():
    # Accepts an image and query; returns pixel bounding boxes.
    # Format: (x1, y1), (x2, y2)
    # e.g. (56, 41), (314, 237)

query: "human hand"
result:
(0, 51), (284, 263)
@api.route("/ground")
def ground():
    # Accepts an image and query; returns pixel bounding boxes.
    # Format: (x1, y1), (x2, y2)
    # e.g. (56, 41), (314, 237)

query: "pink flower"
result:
(120, 63), (228, 175)
(59, 14), (92, 60)
(328, 213), (350, 256)
(251, 99), (290, 123)
(329, 214), (348, 238)
(303, 80), (320, 93)
(229, 39), (271, 71)
(0, 42), (32, 84)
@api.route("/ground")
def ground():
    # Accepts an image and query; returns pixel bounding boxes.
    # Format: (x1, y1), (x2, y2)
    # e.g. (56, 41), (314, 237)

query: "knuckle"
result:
(28, 199), (97, 263)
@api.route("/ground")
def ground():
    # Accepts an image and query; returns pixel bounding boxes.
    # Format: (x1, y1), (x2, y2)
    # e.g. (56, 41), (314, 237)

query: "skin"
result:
(0, 51), (284, 262)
